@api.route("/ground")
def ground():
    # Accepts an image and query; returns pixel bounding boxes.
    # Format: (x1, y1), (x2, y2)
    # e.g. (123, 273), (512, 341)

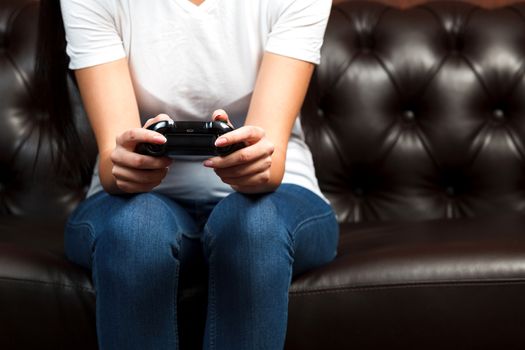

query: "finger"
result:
(112, 165), (169, 185)
(115, 179), (161, 194)
(205, 140), (274, 169)
(116, 128), (167, 150)
(144, 114), (173, 129)
(214, 125), (265, 148)
(112, 147), (172, 170)
(212, 109), (234, 127)
(213, 155), (271, 179)
(219, 170), (271, 187)
(204, 145), (258, 169)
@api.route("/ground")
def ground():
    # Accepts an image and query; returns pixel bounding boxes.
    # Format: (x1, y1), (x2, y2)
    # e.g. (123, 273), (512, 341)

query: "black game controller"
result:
(136, 120), (245, 157)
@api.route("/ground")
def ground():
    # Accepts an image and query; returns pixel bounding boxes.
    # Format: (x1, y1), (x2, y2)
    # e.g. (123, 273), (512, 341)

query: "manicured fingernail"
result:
(215, 137), (227, 146)
(203, 160), (213, 167)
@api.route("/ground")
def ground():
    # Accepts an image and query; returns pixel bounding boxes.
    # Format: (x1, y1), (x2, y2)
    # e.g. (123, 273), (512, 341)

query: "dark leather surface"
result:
(2, 0), (525, 349)
(292, 1), (525, 348)
(0, 1), (98, 345)
(287, 215), (525, 348)
(0, 0), (96, 220)
(293, 215), (525, 291)
(302, 1), (525, 223)
(0, 223), (96, 349)
(0, 216), (208, 349)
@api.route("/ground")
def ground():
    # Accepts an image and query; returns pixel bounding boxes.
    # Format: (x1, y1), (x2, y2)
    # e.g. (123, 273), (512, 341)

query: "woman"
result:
(50, 0), (338, 348)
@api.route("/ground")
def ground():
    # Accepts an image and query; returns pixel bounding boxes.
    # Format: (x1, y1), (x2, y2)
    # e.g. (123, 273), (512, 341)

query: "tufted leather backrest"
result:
(302, 1), (525, 223)
(2, 1), (525, 226)
(0, 0), (96, 220)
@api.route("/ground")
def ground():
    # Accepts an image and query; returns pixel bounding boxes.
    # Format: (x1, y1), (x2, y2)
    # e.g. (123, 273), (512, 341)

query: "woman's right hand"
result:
(110, 114), (173, 193)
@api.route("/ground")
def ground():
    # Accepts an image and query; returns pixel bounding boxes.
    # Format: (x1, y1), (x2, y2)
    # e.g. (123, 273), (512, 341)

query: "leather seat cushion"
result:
(0, 218), (96, 348)
(286, 215), (525, 349)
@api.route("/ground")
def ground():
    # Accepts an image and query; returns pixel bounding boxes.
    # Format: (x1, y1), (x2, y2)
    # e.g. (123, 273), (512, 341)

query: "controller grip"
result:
(135, 143), (166, 156)
(216, 141), (245, 156)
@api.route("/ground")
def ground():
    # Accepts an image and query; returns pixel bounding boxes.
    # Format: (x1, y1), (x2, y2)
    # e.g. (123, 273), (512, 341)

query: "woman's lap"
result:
(204, 183), (339, 276)
(201, 184), (338, 349)
(65, 184), (338, 273)
(64, 184), (339, 349)
(65, 191), (199, 269)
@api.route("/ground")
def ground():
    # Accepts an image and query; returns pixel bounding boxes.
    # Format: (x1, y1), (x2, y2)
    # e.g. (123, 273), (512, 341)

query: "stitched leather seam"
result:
(420, 2), (478, 37)
(0, 276), (95, 294)
(5, 2), (37, 100)
(460, 49), (492, 102)
(4, 1), (34, 47)
(5, 3), (52, 170)
(501, 51), (525, 99)
(290, 279), (525, 297)
(503, 122), (525, 163)
(317, 121), (353, 176)
(324, 5), (390, 98)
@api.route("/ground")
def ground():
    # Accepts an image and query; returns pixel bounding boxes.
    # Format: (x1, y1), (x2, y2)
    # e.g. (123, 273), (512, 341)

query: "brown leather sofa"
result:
(2, 0), (525, 349)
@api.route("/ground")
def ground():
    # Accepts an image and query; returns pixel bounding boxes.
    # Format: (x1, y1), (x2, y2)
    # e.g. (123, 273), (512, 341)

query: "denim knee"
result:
(90, 193), (187, 286)
(203, 192), (293, 272)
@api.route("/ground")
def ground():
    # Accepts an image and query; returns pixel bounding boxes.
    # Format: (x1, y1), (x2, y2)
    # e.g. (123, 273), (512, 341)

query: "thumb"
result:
(212, 109), (233, 128)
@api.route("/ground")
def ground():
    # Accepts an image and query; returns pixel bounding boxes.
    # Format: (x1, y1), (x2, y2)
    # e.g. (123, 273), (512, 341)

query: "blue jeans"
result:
(65, 184), (339, 350)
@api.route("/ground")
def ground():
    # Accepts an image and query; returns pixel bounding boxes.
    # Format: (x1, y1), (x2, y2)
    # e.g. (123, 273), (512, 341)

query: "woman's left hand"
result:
(204, 110), (275, 193)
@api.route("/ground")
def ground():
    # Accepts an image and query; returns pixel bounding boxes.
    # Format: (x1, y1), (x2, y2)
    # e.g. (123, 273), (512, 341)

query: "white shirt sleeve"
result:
(60, 0), (125, 69)
(265, 0), (332, 65)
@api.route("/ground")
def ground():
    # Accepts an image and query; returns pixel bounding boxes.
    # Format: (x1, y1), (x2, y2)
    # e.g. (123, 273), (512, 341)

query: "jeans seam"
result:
(150, 194), (194, 240)
(174, 233), (182, 349)
(289, 210), (335, 241)
(288, 225), (296, 261)
(209, 264), (217, 350)
(66, 221), (96, 242)
(202, 223), (212, 257)
(68, 195), (184, 348)
(202, 224), (216, 350)
(138, 194), (183, 347)
(66, 221), (97, 266)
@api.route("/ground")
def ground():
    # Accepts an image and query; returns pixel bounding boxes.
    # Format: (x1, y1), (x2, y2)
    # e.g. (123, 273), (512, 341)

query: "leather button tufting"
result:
(493, 109), (505, 120)
(403, 110), (415, 122)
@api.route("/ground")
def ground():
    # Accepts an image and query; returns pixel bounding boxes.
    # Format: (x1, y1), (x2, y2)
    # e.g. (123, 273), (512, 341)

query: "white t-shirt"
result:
(61, 0), (331, 202)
